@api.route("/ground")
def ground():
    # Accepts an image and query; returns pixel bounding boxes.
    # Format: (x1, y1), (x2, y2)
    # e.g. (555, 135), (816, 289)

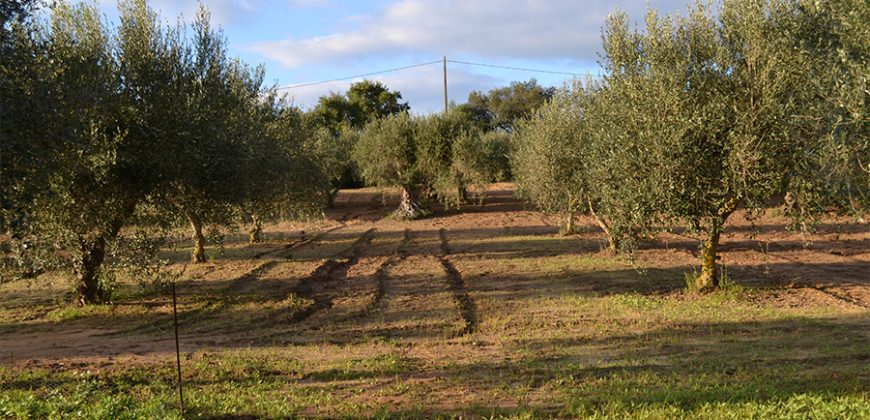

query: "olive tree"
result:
(512, 88), (589, 236)
(0, 1), (149, 302)
(415, 111), (488, 206)
(353, 110), (488, 219)
(600, 1), (810, 291)
(1, 0), (328, 302)
(353, 113), (423, 218)
(242, 103), (328, 243)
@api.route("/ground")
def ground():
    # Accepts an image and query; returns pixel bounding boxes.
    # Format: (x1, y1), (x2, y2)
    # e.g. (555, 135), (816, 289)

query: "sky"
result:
(87, 0), (690, 113)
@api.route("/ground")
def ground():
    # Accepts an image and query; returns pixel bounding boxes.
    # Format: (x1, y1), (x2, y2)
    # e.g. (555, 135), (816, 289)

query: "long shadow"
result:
(5, 315), (868, 418)
(6, 255), (867, 358)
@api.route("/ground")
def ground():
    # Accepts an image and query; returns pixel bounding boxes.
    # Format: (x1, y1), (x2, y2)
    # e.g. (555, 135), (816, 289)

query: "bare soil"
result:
(1, 183), (867, 416)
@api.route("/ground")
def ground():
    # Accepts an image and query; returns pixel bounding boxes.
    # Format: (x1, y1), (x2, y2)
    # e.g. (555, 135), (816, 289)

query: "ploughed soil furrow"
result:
(286, 228), (376, 323)
(369, 229), (413, 313)
(253, 224), (346, 260)
(438, 228), (478, 335)
(225, 260), (279, 293)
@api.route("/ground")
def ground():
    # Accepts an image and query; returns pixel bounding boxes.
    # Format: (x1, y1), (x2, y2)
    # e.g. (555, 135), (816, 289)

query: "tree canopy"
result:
(0, 0), (326, 302)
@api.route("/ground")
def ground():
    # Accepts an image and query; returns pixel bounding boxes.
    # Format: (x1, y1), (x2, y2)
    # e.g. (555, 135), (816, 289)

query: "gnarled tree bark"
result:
(588, 199), (618, 254)
(75, 237), (109, 305)
(395, 186), (425, 220)
(75, 199), (137, 304)
(248, 214), (263, 244)
(694, 197), (741, 292)
(187, 210), (206, 263)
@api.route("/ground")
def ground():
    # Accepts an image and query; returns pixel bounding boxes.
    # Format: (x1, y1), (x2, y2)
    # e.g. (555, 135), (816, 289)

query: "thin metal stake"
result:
(172, 282), (185, 414)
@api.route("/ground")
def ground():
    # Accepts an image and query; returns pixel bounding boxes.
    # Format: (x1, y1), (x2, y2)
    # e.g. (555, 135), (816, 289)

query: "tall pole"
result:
(443, 56), (448, 113)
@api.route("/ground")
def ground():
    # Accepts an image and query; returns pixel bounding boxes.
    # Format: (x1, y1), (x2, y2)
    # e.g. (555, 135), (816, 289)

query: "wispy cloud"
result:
(103, 0), (270, 26)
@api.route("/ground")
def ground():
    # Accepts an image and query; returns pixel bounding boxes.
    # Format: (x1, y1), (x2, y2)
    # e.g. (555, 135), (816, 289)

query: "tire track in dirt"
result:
(224, 260), (279, 294)
(283, 228), (377, 324)
(368, 228), (413, 314)
(437, 228), (478, 335)
(253, 224), (346, 260)
(232, 224), (353, 294)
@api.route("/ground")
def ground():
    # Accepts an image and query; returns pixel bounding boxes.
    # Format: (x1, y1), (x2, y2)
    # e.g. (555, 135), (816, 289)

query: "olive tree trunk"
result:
(694, 197), (741, 292)
(559, 212), (577, 236)
(249, 215), (263, 244)
(326, 187), (340, 208)
(75, 237), (109, 305)
(588, 199), (618, 254)
(695, 226), (723, 292)
(395, 186), (425, 220)
(74, 200), (137, 304)
(187, 210), (206, 263)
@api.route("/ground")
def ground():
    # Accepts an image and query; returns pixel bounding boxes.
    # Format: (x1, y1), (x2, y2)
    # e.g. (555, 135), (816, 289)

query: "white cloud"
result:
(112, 0), (269, 26)
(251, 0), (684, 68)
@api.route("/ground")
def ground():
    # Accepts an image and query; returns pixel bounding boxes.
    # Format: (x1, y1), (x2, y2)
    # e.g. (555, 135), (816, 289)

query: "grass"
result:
(1, 194), (868, 418)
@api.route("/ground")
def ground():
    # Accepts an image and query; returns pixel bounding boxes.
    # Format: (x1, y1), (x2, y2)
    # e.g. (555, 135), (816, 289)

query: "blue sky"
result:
(88, 0), (688, 113)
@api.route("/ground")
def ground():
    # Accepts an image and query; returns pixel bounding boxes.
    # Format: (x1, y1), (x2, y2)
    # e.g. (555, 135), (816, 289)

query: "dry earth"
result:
(1, 183), (868, 417)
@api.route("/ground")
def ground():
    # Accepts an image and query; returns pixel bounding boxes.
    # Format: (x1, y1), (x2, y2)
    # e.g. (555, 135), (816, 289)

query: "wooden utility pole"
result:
(443, 56), (448, 113)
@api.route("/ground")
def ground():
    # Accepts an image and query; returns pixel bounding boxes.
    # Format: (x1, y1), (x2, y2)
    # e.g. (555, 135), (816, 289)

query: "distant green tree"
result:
(460, 79), (555, 133)
(309, 80), (409, 193)
(311, 80), (410, 130)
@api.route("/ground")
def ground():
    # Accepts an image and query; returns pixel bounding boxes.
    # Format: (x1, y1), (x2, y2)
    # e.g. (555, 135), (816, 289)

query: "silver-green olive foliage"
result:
(786, 0), (869, 222)
(599, 0), (834, 290)
(512, 87), (590, 236)
(0, 0), (325, 302)
(517, 0), (861, 289)
(512, 79), (666, 251)
(353, 110), (491, 219)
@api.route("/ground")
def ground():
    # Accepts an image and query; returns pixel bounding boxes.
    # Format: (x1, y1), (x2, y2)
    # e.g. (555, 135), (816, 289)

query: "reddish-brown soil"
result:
(1, 183), (867, 369)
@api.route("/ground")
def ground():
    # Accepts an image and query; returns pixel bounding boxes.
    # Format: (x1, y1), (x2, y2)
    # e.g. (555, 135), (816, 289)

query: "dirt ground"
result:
(1, 183), (868, 416)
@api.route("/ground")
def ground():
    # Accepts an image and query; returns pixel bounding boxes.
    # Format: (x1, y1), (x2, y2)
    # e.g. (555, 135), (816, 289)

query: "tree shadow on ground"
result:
(4, 314), (867, 418)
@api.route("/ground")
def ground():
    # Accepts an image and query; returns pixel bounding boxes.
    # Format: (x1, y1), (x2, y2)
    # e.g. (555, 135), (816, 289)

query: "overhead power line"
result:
(270, 58), (597, 93)
(273, 60), (442, 91)
(447, 59), (597, 77)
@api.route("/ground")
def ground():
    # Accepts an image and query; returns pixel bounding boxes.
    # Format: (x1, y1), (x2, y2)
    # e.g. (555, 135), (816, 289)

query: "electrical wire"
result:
(447, 59), (597, 77)
(272, 60), (442, 90)
(268, 58), (598, 93)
